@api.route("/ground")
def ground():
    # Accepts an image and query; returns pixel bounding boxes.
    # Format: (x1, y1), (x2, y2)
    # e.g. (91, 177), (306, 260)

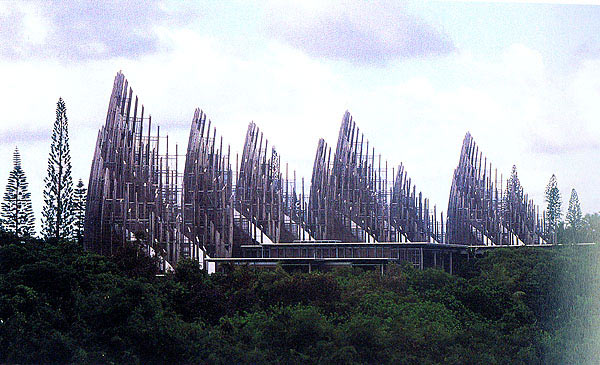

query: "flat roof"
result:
(240, 242), (596, 249)
(206, 257), (424, 263)
(204, 242), (597, 262)
(240, 242), (468, 249)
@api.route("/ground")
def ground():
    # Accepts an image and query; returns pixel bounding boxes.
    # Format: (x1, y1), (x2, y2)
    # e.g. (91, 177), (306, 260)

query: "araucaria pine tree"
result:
(544, 174), (561, 242)
(502, 165), (523, 236)
(42, 98), (74, 240)
(566, 188), (582, 241)
(1, 148), (35, 236)
(504, 165), (523, 212)
(506, 165), (523, 198)
(73, 178), (87, 244)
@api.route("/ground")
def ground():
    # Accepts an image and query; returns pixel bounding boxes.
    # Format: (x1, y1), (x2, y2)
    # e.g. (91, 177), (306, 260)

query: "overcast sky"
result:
(1, 0), (599, 234)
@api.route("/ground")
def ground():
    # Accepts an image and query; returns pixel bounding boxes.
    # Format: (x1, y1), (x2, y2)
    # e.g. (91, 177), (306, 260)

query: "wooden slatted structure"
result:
(447, 132), (547, 245)
(182, 109), (234, 259)
(86, 72), (556, 271)
(391, 163), (444, 242)
(235, 122), (312, 244)
(307, 111), (442, 243)
(84, 72), (184, 269)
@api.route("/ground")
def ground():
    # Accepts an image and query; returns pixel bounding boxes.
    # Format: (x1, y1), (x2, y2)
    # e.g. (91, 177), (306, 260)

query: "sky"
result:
(1, 0), (600, 234)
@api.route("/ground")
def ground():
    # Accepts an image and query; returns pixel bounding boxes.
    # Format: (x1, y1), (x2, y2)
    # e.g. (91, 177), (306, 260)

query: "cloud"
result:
(265, 2), (455, 65)
(0, 130), (49, 144)
(530, 136), (600, 155)
(0, 1), (199, 61)
(575, 42), (600, 59)
(526, 56), (600, 155)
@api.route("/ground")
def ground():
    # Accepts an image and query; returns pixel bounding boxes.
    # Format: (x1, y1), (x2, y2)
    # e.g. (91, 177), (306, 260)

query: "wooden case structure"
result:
(182, 109), (234, 259)
(84, 72), (185, 269)
(447, 132), (547, 245)
(235, 122), (313, 245)
(85, 73), (551, 272)
(307, 111), (443, 243)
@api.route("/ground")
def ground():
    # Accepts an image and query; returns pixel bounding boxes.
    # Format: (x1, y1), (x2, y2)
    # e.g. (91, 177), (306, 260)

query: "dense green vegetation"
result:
(1, 231), (599, 364)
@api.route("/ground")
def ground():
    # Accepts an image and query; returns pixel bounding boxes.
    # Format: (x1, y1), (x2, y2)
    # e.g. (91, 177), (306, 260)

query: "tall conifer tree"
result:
(1, 148), (35, 236)
(504, 165), (523, 210)
(566, 188), (582, 242)
(73, 178), (87, 244)
(42, 98), (74, 240)
(506, 165), (523, 198)
(502, 165), (523, 236)
(544, 174), (562, 243)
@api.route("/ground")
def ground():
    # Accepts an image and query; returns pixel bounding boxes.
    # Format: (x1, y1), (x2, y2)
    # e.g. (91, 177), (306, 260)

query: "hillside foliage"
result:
(0, 232), (599, 364)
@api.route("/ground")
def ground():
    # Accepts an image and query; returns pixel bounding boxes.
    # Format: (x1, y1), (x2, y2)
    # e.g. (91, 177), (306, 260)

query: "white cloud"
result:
(265, 1), (455, 65)
(0, 1), (202, 61)
(20, 3), (49, 45)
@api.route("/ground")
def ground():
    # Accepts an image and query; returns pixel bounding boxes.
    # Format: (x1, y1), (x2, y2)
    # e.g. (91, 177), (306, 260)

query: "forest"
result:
(1, 230), (598, 364)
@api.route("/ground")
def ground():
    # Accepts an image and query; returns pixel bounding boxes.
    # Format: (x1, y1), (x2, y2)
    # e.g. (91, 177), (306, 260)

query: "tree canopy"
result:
(545, 174), (562, 242)
(42, 97), (74, 240)
(1, 148), (35, 237)
(1, 233), (598, 364)
(73, 179), (87, 245)
(567, 189), (583, 230)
